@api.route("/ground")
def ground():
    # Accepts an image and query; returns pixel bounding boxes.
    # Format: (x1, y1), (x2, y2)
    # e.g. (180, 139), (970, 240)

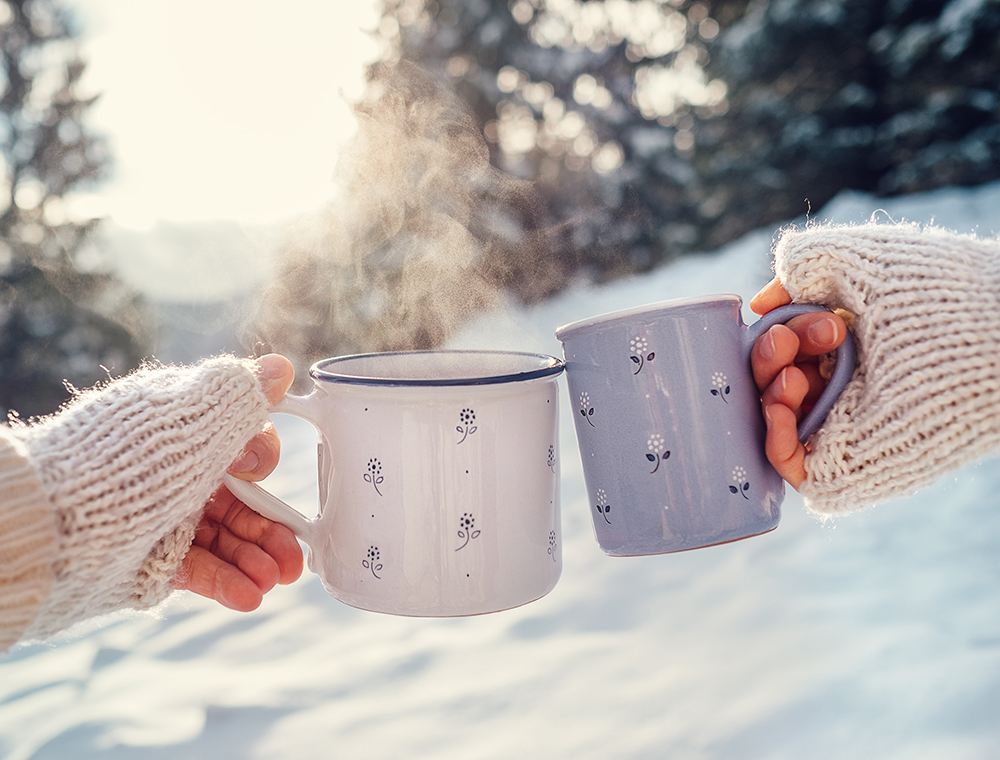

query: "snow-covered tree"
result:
(0, 0), (149, 417)
(387, 0), (1000, 268)
(693, 0), (1000, 247)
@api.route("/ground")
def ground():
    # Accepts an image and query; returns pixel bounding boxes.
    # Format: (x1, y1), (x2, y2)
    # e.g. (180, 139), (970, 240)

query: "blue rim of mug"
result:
(555, 294), (742, 341)
(310, 350), (565, 387)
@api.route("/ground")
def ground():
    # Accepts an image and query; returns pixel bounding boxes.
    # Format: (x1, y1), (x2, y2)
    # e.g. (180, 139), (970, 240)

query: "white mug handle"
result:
(222, 393), (321, 547)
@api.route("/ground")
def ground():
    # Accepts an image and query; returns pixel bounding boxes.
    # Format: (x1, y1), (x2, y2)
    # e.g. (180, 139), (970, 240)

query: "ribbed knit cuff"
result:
(0, 429), (57, 652)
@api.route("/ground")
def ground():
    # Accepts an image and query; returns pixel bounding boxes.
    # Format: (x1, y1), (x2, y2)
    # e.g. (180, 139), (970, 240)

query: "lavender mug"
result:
(555, 295), (855, 556)
(224, 350), (564, 617)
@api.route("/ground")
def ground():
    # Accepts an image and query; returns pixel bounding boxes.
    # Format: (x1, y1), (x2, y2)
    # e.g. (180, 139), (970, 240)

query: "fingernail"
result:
(763, 405), (773, 427)
(760, 327), (776, 360)
(808, 317), (839, 346)
(231, 449), (260, 474)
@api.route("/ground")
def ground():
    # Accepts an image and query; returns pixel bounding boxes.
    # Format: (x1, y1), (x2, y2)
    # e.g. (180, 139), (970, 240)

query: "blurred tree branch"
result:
(0, 0), (151, 417)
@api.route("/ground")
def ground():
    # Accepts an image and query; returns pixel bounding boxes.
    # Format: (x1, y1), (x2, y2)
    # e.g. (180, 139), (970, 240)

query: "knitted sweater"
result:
(772, 221), (1000, 513)
(0, 357), (271, 652)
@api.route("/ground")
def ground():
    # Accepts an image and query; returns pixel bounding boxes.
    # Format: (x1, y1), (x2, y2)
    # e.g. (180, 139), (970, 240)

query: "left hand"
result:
(749, 279), (848, 489)
(173, 355), (304, 611)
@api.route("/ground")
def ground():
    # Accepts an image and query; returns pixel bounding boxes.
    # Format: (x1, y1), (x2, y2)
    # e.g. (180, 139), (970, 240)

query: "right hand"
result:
(749, 280), (848, 489)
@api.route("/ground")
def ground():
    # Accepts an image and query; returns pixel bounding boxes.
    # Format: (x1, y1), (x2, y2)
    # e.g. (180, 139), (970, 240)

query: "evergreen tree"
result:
(694, 0), (1000, 247)
(385, 0), (1000, 274)
(0, 0), (148, 418)
(382, 0), (737, 285)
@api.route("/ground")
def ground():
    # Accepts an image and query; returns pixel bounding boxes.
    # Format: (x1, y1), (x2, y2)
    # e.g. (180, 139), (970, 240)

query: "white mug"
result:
(225, 350), (565, 617)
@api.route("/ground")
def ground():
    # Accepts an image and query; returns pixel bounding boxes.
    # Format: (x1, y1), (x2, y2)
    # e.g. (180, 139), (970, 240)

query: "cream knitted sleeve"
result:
(0, 429), (57, 652)
(3, 356), (271, 645)
(772, 221), (1000, 514)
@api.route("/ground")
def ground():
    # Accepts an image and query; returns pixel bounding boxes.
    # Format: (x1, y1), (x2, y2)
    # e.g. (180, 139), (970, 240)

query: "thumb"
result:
(228, 355), (293, 482)
(254, 354), (295, 407)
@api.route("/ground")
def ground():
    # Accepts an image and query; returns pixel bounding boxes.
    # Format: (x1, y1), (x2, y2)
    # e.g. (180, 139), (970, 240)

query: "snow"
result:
(2, 182), (999, 760)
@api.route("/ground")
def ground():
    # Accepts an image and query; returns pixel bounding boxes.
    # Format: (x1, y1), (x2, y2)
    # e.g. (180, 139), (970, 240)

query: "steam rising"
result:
(248, 61), (563, 373)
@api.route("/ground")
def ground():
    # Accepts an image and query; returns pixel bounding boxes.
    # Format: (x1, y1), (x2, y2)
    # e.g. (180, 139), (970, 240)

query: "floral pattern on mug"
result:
(646, 434), (671, 473)
(629, 336), (655, 375)
(547, 444), (556, 472)
(456, 408), (478, 444)
(364, 458), (384, 496)
(594, 488), (612, 524)
(729, 466), (750, 499)
(710, 372), (731, 403)
(363, 545), (383, 579)
(456, 512), (482, 551)
(548, 530), (558, 562)
(579, 391), (596, 426)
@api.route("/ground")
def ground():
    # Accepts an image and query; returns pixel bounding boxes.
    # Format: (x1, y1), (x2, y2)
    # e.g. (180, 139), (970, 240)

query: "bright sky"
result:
(70, 0), (382, 229)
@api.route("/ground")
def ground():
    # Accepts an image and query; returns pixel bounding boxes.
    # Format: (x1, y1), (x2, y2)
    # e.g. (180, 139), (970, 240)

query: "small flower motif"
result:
(456, 408), (478, 444)
(363, 545), (383, 578)
(595, 488), (612, 524)
(729, 466), (750, 499)
(547, 444), (556, 472)
(364, 458), (384, 496)
(579, 392), (596, 426)
(629, 336), (655, 375)
(456, 512), (482, 551)
(646, 434), (671, 473)
(710, 372), (731, 403)
(547, 530), (558, 562)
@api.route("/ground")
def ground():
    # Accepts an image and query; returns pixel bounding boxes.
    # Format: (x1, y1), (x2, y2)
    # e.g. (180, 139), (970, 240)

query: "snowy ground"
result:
(2, 182), (999, 760)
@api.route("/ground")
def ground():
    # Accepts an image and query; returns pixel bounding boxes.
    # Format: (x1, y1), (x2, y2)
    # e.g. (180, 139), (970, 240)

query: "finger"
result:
(228, 422), (281, 481)
(751, 324), (800, 391)
(199, 490), (304, 585)
(749, 278), (792, 315)
(761, 366), (809, 414)
(259, 522), (304, 585)
(204, 521), (283, 593)
(255, 354), (295, 407)
(763, 403), (806, 488)
(799, 362), (828, 408)
(203, 489), (275, 544)
(176, 545), (265, 612)
(205, 501), (304, 587)
(782, 313), (847, 359)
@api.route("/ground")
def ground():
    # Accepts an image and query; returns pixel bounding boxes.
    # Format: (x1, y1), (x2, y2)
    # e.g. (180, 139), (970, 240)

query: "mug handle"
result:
(222, 393), (321, 547)
(744, 303), (857, 443)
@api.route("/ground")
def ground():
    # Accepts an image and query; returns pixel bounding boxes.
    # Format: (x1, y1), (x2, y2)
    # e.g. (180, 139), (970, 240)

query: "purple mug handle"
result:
(744, 303), (856, 444)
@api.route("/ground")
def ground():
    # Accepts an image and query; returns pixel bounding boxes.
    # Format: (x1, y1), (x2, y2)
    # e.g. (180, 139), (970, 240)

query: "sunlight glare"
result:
(68, 0), (382, 229)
